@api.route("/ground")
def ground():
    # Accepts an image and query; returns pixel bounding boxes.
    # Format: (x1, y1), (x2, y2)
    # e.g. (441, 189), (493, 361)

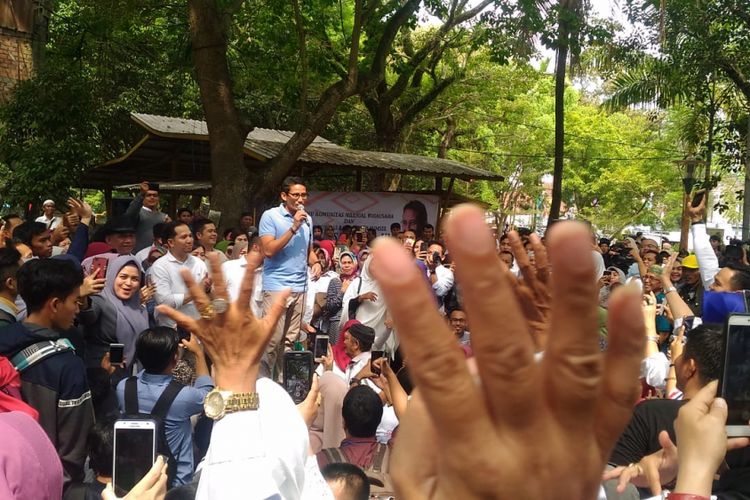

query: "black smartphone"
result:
(371, 350), (384, 375)
(109, 343), (125, 364)
(313, 335), (329, 360)
(419, 241), (428, 253)
(283, 351), (314, 404)
(691, 191), (705, 208)
(719, 314), (750, 437)
(113, 419), (156, 495)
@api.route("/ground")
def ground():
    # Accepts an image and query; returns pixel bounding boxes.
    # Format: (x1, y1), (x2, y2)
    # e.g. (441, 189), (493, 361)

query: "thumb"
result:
(658, 430), (678, 457)
(709, 397), (728, 423)
(101, 482), (117, 500)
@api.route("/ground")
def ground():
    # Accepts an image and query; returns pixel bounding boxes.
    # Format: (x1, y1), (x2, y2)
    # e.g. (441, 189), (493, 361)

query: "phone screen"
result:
(109, 343), (125, 364)
(314, 336), (329, 360)
(721, 321), (750, 431)
(284, 352), (313, 404)
(113, 422), (156, 495)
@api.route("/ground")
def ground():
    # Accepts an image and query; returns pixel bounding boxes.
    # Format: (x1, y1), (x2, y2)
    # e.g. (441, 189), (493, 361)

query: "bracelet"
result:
(647, 335), (660, 343)
(665, 286), (677, 294)
(665, 377), (676, 381)
(669, 363), (675, 367)
(668, 494), (710, 500)
(311, 262), (321, 267)
(289, 226), (298, 234)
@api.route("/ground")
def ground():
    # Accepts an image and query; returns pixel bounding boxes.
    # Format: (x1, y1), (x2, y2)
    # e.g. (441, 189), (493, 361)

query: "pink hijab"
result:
(333, 319), (361, 371)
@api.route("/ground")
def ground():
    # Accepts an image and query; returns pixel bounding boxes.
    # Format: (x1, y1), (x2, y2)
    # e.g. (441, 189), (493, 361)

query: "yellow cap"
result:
(681, 254), (699, 269)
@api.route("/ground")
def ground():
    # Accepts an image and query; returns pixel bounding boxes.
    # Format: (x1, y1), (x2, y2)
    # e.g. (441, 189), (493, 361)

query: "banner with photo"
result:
(306, 192), (440, 236)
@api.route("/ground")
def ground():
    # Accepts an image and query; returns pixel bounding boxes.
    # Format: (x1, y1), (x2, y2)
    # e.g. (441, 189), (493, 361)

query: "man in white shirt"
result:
(150, 221), (208, 328)
(221, 237), (264, 318)
(425, 241), (454, 307)
(34, 199), (62, 230)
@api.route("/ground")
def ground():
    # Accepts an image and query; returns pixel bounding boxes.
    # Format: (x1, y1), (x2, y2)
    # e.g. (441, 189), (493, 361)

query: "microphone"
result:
(296, 204), (309, 225)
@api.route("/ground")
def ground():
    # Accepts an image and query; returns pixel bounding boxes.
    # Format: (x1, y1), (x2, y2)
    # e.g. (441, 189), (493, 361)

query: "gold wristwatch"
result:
(204, 388), (259, 420)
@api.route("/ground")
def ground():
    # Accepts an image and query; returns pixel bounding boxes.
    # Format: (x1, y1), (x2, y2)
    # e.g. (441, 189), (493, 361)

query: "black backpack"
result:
(123, 376), (185, 487)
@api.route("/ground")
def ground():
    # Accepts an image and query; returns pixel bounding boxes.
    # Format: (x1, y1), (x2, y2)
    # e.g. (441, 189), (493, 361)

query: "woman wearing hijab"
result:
(319, 251), (358, 343)
(340, 256), (390, 349)
(79, 255), (150, 370)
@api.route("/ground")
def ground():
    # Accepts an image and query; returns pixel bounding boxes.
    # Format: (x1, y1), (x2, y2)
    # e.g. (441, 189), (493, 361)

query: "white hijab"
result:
(340, 258), (390, 349)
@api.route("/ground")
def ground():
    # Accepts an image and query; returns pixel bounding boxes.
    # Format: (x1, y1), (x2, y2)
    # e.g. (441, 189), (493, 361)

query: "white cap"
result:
(42, 199), (55, 207)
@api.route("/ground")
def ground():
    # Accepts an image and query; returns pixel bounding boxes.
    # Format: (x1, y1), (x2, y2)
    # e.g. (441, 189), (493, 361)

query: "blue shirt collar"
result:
(278, 203), (295, 218)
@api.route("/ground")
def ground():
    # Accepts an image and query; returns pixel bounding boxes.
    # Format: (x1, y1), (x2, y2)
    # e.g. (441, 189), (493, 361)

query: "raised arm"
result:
(660, 253), (693, 320)
(688, 192), (719, 288)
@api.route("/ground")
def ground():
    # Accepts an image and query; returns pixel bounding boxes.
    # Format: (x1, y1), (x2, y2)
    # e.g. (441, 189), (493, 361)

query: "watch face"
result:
(204, 390), (225, 419)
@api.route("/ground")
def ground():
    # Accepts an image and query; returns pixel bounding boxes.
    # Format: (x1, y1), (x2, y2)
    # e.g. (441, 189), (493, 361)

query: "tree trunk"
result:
(743, 111), (750, 241)
(548, 1), (574, 226)
(188, 0), (251, 230)
(704, 98), (715, 222)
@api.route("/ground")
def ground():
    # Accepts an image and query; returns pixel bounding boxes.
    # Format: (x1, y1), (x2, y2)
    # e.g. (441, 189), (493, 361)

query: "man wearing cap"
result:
(35, 200), (62, 230)
(125, 181), (169, 253)
(81, 216), (139, 275)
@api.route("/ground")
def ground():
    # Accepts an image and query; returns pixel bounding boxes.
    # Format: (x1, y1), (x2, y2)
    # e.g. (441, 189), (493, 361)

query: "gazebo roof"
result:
(83, 113), (503, 188)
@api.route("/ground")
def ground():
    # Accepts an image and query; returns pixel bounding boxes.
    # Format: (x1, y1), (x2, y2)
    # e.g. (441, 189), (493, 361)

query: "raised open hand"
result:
(156, 252), (288, 393)
(370, 204), (645, 499)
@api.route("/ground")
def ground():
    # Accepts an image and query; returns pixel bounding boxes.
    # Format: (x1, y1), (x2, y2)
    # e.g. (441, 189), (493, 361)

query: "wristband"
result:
(665, 286), (677, 294)
(668, 494), (710, 500)
(290, 226), (298, 234)
(647, 335), (660, 343)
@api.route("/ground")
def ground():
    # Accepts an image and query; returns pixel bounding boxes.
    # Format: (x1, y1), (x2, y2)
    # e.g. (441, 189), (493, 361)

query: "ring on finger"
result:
(199, 303), (216, 321)
(211, 298), (229, 315)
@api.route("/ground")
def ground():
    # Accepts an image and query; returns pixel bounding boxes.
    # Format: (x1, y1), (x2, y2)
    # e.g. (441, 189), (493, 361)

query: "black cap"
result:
(348, 323), (375, 345)
(103, 215), (137, 236)
(147, 182), (160, 192)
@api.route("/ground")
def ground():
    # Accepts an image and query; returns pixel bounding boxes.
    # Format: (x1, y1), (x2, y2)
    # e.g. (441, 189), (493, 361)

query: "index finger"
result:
(206, 252), (229, 301)
(236, 252), (262, 316)
(371, 236), (492, 442)
(179, 268), (209, 311)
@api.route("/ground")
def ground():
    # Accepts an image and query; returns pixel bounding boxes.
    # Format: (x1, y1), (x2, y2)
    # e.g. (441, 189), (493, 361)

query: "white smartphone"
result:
(113, 419), (157, 495)
(720, 314), (750, 437)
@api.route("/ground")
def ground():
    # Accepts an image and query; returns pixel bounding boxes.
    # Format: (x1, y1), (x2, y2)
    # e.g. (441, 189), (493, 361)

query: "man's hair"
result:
(240, 211), (254, 219)
(313, 224), (322, 232)
(87, 419), (115, 476)
(2, 214), (21, 225)
(0, 247), (20, 292)
(282, 176), (305, 193)
(642, 248), (663, 264)
(341, 225), (352, 233)
(427, 240), (445, 253)
(13, 221), (47, 246)
(194, 219), (215, 237)
(500, 250), (514, 261)
(390, 222), (400, 230)
(342, 385), (383, 438)
(448, 307), (464, 317)
(17, 258), (83, 313)
(136, 327), (180, 373)
(683, 324), (722, 385)
(176, 207), (192, 217)
(725, 263), (750, 291)
(162, 221), (189, 242)
(424, 223), (434, 231)
(152, 222), (166, 240)
(321, 463), (370, 500)
(499, 233), (509, 242)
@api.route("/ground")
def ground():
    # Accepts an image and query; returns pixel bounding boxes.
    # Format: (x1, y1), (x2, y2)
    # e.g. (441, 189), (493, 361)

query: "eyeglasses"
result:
(286, 192), (309, 199)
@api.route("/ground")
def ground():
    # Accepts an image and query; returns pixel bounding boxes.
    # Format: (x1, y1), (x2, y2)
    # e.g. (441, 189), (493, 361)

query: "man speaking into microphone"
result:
(258, 176), (322, 379)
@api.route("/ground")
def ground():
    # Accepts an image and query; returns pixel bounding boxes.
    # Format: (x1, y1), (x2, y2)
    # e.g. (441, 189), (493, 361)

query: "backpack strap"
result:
(321, 447), (348, 465)
(124, 376), (139, 415)
(10, 339), (74, 373)
(367, 443), (389, 474)
(150, 380), (185, 420)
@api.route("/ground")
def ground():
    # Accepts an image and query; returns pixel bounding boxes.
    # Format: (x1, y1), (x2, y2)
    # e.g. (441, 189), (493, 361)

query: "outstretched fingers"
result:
(237, 252), (263, 316)
(370, 236), (492, 443)
(443, 205), (539, 427)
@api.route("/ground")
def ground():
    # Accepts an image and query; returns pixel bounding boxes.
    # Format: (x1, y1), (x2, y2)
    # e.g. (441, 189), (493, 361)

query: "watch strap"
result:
(225, 392), (259, 413)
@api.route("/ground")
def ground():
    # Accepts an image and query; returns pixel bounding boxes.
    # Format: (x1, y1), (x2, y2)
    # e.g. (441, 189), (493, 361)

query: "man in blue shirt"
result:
(116, 327), (212, 486)
(259, 176), (322, 379)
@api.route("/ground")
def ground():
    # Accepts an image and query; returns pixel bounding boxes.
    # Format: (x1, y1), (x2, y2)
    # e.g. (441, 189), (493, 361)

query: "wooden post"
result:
(437, 177), (456, 229)
(104, 186), (113, 220)
(355, 169), (363, 191)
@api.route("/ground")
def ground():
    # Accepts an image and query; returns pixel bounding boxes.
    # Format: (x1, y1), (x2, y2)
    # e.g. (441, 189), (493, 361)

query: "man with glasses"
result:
(258, 176), (322, 379)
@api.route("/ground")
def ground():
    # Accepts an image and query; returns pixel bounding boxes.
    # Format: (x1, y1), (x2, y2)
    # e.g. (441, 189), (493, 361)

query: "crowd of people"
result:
(0, 177), (748, 500)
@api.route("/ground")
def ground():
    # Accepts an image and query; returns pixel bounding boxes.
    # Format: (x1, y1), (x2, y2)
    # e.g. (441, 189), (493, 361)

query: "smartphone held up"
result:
(113, 419), (156, 495)
(720, 314), (750, 437)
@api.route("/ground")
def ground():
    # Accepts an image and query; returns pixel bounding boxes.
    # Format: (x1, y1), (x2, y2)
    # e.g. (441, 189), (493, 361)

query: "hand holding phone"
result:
(109, 343), (125, 364)
(370, 350), (384, 375)
(313, 335), (329, 362)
